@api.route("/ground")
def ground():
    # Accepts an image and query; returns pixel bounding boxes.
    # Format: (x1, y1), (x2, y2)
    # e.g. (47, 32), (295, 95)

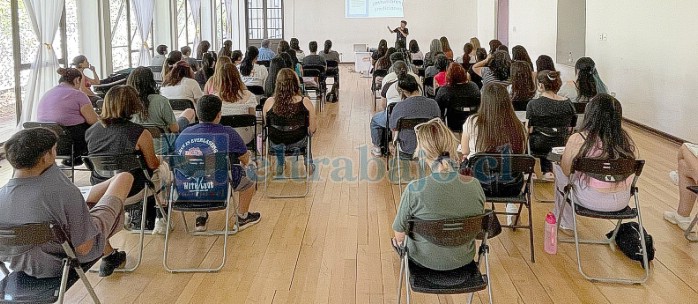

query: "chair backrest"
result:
(22, 122), (73, 156)
(0, 223), (57, 257)
(247, 85), (265, 96)
(423, 77), (434, 87)
(373, 69), (388, 78)
(302, 65), (326, 77)
(220, 114), (256, 145)
(82, 154), (145, 179)
(169, 99), (196, 111)
(326, 60), (339, 68)
(168, 153), (231, 203)
(571, 158), (644, 183)
(571, 102), (587, 114)
(467, 153), (536, 196)
(412, 59), (424, 67)
(396, 117), (432, 132)
(446, 103), (479, 132)
(257, 60), (270, 68)
(407, 210), (494, 247)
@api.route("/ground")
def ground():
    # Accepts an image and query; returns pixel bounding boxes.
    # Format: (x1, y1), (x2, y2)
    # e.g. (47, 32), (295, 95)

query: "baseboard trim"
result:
(623, 118), (685, 145)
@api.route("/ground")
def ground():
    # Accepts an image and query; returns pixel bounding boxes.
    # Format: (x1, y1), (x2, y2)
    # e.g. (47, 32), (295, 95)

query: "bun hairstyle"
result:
(392, 61), (409, 77)
(71, 55), (87, 67)
(413, 118), (459, 171)
(537, 70), (562, 92)
(57, 67), (82, 84)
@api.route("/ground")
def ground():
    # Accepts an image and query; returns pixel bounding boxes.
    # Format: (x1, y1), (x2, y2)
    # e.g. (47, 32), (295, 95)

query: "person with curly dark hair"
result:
(472, 50), (511, 88)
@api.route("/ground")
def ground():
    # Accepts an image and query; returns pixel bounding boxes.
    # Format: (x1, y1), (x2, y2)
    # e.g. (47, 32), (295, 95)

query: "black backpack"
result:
(607, 222), (655, 268)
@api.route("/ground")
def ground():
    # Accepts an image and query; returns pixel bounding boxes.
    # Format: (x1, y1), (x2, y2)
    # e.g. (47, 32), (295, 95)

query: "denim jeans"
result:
(370, 110), (388, 148)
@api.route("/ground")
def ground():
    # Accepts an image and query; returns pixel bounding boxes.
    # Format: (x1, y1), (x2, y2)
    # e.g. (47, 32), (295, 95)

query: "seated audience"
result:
(666, 144), (698, 231)
(285, 48), (304, 79)
(0, 128), (134, 278)
(526, 71), (575, 180)
(128, 67), (195, 153)
(258, 39), (276, 61)
(72, 55), (101, 104)
(468, 48), (488, 89)
(290, 38), (305, 61)
(468, 37), (481, 64)
(321, 40), (341, 62)
(440, 36), (454, 61)
(389, 74), (441, 158)
(209, 63), (257, 115)
(219, 40), (233, 58)
(263, 68), (317, 175)
(559, 57), (608, 103)
(85, 85), (170, 232)
(239, 46), (269, 90)
(460, 83), (526, 160)
(302, 41), (327, 67)
(371, 39), (388, 65)
(162, 51), (183, 80)
(535, 55), (556, 72)
(195, 40), (212, 60)
(373, 47), (397, 88)
(370, 61), (417, 156)
(432, 54), (450, 88)
(553, 94), (637, 230)
(204, 56), (233, 93)
(392, 117), (485, 271)
(151, 44), (168, 66)
(512, 45), (534, 70)
(231, 50), (243, 65)
(455, 43), (475, 66)
(408, 39), (423, 61)
(473, 50), (511, 88)
(175, 95), (260, 232)
(488, 39), (503, 54)
(160, 61), (204, 103)
(194, 52), (216, 88)
(37, 67), (99, 166)
(180, 46), (199, 71)
(510, 60), (537, 111)
(435, 63), (480, 129)
(265, 56), (288, 97)
(424, 39), (443, 68)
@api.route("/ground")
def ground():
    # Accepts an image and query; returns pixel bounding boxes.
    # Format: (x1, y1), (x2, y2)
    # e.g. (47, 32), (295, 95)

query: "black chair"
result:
(168, 99), (196, 111)
(220, 114), (258, 157)
(247, 85), (265, 97)
(686, 186), (698, 241)
(92, 78), (126, 99)
(384, 103), (397, 169)
(163, 153), (236, 273)
(257, 60), (270, 68)
(423, 77), (435, 98)
(0, 222), (101, 304)
(557, 158), (649, 284)
(467, 153), (537, 262)
(325, 60), (339, 86)
(412, 59), (424, 67)
(82, 154), (167, 273)
(264, 113), (312, 198)
(22, 122), (89, 182)
(571, 101), (587, 130)
(372, 69), (389, 110)
(396, 210), (497, 304)
(445, 104), (478, 133)
(392, 117), (432, 191)
(302, 65), (327, 112)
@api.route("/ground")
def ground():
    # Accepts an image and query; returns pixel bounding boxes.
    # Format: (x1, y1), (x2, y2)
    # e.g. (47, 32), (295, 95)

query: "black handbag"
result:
(607, 222), (655, 268)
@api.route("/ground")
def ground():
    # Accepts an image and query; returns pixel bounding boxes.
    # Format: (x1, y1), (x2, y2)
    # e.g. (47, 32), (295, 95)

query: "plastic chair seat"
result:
(486, 195), (529, 203)
(574, 204), (637, 219)
(408, 261), (487, 294)
(171, 200), (228, 212)
(0, 260), (97, 304)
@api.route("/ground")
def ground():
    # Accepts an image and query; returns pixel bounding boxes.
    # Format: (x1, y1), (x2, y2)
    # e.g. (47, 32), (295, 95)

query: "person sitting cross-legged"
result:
(0, 128), (135, 277)
(175, 95), (260, 232)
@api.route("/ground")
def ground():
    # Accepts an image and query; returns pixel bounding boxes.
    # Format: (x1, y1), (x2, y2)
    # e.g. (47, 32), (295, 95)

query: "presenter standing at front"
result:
(388, 20), (409, 47)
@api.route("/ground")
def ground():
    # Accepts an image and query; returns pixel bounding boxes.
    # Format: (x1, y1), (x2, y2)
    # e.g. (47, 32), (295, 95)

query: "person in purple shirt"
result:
(175, 95), (260, 232)
(37, 67), (99, 166)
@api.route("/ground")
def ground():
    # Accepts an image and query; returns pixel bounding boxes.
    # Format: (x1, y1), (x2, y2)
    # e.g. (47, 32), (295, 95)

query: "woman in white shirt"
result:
(408, 40), (423, 61)
(159, 61), (203, 103)
(209, 62), (257, 115)
(239, 46), (269, 90)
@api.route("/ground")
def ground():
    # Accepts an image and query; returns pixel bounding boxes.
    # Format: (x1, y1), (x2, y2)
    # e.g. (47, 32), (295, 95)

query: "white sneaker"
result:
(669, 171), (679, 186)
(152, 218), (173, 235)
(506, 203), (518, 225)
(664, 211), (694, 231)
(371, 146), (383, 157)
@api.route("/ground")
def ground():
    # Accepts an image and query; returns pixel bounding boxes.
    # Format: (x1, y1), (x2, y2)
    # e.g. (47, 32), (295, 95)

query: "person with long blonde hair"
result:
(263, 68), (317, 175)
(392, 117), (485, 272)
(206, 62), (256, 115)
(203, 56), (233, 94)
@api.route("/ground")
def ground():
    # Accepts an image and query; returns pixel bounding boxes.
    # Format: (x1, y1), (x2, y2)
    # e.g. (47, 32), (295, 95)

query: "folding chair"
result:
(467, 153), (537, 262)
(142, 124), (171, 155)
(325, 60), (339, 90)
(384, 103), (397, 169)
(372, 69), (389, 110)
(686, 186), (698, 241)
(423, 77), (435, 98)
(247, 85), (265, 97)
(0, 222), (101, 304)
(557, 158), (649, 284)
(396, 210), (498, 304)
(412, 59), (424, 68)
(571, 102), (587, 130)
(220, 114), (258, 159)
(257, 60), (270, 68)
(22, 122), (89, 182)
(302, 65), (327, 110)
(82, 154), (168, 273)
(445, 102), (479, 134)
(264, 115), (312, 198)
(392, 117), (432, 192)
(163, 153), (237, 273)
(527, 122), (571, 203)
(148, 65), (163, 83)
(168, 99), (196, 112)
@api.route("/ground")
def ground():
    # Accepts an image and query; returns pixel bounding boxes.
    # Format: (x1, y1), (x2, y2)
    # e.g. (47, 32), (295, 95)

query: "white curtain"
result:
(18, 0), (65, 127)
(131, 0), (154, 67)
(224, 0), (235, 41)
(188, 0), (202, 50)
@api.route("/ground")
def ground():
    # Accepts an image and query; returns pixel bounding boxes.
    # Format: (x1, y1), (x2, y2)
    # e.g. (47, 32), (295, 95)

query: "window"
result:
(109, 0), (153, 71)
(246, 0), (283, 45)
(176, 0), (198, 50)
(1, 0), (75, 142)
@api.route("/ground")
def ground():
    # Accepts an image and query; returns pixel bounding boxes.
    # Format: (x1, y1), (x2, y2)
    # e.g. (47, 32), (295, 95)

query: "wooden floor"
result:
(2, 66), (697, 304)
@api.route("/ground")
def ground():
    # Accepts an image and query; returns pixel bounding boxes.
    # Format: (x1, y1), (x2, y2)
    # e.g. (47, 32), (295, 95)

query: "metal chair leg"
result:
(397, 255), (405, 304)
(685, 214), (698, 241)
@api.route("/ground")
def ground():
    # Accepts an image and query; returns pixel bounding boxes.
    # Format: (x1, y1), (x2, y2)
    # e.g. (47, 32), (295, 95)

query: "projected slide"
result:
(346, 0), (404, 18)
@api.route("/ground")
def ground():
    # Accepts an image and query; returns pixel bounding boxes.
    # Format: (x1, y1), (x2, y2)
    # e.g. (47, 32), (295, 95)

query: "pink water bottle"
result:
(544, 212), (558, 254)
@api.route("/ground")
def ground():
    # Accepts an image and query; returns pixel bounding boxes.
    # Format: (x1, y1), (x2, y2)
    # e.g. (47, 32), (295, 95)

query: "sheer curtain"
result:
(224, 0), (235, 44)
(18, 0), (65, 127)
(131, 0), (154, 67)
(188, 0), (201, 49)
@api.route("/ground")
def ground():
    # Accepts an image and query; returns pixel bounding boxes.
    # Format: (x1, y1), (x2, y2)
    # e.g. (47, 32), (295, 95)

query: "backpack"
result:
(607, 222), (655, 268)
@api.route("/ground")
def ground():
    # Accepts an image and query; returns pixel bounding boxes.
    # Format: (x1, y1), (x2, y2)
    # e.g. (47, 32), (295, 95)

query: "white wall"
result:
(284, 0), (478, 62)
(476, 0), (496, 44)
